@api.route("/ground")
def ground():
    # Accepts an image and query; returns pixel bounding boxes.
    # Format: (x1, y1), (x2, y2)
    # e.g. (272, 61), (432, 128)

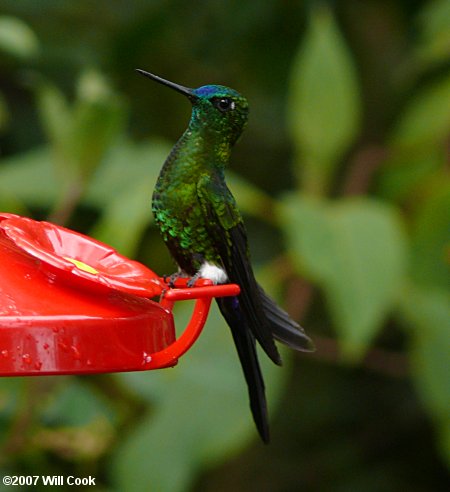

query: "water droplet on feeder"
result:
(71, 345), (81, 360)
(46, 272), (57, 284)
(57, 341), (68, 352)
(22, 353), (32, 365)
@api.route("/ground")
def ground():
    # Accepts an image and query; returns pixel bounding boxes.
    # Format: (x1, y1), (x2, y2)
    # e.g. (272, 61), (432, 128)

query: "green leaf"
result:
(41, 378), (115, 427)
(36, 82), (72, 150)
(0, 192), (28, 217)
(71, 70), (127, 181)
(228, 172), (277, 225)
(35, 71), (127, 210)
(112, 302), (287, 492)
(85, 138), (169, 208)
(91, 180), (154, 258)
(376, 147), (446, 203)
(409, 180), (450, 289)
(0, 16), (39, 59)
(0, 139), (170, 215)
(35, 82), (74, 182)
(399, 285), (450, 466)
(87, 137), (173, 257)
(0, 378), (26, 418)
(0, 147), (57, 207)
(416, 0), (450, 66)
(390, 73), (450, 151)
(288, 6), (361, 194)
(279, 194), (407, 360)
(0, 92), (9, 131)
(378, 73), (450, 204)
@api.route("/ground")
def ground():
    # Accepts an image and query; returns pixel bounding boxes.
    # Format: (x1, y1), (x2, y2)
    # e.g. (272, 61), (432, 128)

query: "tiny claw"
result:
(163, 272), (183, 288)
(186, 273), (201, 288)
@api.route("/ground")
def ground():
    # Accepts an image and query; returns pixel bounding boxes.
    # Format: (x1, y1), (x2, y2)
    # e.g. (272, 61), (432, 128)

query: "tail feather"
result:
(216, 296), (270, 443)
(258, 285), (315, 352)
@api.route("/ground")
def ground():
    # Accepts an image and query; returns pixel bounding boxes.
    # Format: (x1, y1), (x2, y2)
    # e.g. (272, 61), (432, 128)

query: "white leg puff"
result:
(199, 261), (228, 284)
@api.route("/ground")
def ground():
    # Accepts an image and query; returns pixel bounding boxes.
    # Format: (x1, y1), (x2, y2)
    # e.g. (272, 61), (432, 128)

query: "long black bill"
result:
(136, 69), (196, 100)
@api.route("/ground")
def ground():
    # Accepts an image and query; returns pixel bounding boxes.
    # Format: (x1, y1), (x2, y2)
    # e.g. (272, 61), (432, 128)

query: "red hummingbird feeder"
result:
(0, 212), (240, 376)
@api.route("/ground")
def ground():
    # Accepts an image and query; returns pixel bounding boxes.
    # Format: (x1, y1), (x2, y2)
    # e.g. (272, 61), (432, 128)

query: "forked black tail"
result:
(216, 295), (270, 443)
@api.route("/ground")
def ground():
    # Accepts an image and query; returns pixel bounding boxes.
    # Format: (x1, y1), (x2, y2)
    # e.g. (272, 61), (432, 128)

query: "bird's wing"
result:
(197, 174), (315, 354)
(257, 284), (315, 352)
(197, 174), (281, 365)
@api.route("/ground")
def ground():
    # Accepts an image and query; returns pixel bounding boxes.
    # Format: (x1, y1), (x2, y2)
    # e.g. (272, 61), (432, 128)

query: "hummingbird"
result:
(137, 69), (314, 443)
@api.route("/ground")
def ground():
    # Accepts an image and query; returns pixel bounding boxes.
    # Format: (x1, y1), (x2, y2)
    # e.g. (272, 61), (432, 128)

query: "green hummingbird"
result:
(137, 69), (314, 443)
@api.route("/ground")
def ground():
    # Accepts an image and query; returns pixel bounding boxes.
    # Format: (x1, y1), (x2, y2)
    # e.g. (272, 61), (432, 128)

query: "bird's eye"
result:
(213, 97), (235, 112)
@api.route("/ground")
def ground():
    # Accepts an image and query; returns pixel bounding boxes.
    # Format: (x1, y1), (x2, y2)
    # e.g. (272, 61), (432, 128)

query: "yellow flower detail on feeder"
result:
(63, 257), (99, 275)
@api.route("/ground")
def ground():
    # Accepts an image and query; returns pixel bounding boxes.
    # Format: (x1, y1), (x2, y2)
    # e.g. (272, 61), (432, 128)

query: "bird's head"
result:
(137, 69), (249, 146)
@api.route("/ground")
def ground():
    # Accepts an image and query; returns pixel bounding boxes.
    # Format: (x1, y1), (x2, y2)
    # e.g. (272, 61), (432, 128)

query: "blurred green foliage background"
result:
(0, 1), (449, 491)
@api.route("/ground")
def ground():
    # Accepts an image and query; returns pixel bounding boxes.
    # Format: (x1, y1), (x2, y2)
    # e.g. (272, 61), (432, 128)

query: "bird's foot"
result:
(186, 272), (201, 288)
(163, 271), (189, 288)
